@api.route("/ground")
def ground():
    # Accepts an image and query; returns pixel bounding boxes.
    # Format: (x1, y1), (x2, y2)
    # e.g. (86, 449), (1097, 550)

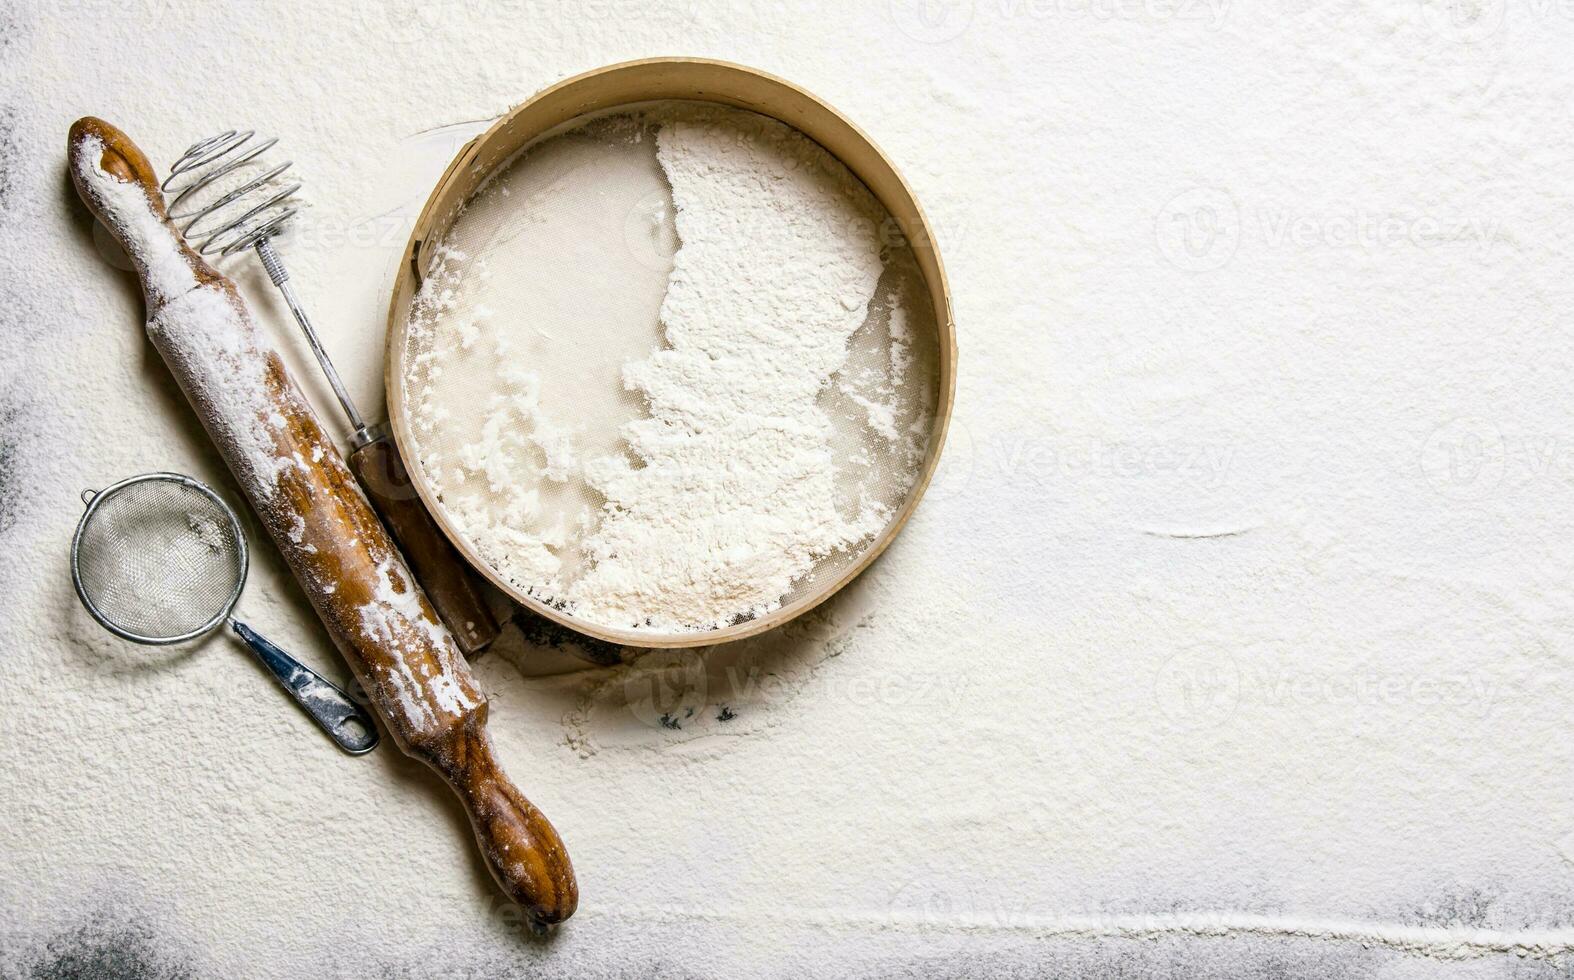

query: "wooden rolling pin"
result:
(346, 426), (501, 657)
(67, 117), (577, 925)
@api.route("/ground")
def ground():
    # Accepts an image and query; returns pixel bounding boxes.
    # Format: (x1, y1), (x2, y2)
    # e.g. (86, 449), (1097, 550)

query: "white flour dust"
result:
(403, 104), (938, 633)
(10, 8), (1574, 978)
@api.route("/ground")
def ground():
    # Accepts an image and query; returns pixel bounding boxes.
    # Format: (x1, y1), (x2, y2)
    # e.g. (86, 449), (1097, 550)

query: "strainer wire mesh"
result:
(72, 474), (248, 644)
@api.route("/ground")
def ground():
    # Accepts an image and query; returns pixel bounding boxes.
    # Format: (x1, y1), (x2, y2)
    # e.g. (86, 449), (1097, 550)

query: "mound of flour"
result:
(404, 105), (935, 633)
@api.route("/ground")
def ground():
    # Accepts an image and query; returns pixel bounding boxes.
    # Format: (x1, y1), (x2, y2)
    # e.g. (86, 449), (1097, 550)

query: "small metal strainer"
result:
(71, 472), (379, 755)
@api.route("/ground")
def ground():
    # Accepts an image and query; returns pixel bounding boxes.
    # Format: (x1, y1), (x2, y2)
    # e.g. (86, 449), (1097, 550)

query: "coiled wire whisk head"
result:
(161, 131), (299, 257)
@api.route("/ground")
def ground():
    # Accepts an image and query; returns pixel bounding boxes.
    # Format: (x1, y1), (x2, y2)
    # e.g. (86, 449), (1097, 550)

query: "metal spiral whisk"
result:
(163, 131), (298, 256)
(160, 131), (371, 442)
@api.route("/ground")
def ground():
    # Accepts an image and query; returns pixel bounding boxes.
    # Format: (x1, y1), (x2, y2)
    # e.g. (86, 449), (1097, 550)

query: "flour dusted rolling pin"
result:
(162, 131), (501, 657)
(67, 117), (577, 925)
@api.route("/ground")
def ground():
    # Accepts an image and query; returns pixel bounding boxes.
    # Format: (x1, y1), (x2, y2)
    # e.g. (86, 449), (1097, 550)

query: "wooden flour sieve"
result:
(385, 58), (957, 649)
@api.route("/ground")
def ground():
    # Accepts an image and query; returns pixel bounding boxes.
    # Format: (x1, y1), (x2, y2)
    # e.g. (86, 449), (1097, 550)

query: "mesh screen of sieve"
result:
(399, 101), (939, 636)
(74, 478), (245, 641)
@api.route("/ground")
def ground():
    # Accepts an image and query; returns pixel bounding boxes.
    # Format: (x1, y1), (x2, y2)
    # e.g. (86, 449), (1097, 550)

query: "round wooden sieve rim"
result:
(384, 57), (957, 649)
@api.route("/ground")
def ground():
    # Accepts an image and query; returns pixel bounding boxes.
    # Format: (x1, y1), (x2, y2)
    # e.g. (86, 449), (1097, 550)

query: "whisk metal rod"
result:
(255, 238), (370, 441)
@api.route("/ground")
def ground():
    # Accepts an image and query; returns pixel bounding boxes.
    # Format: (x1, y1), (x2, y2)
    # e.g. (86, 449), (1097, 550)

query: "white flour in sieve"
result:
(403, 104), (937, 633)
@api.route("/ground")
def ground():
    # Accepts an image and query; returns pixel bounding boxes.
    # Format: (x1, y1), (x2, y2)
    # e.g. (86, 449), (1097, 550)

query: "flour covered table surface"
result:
(2, 2), (1573, 978)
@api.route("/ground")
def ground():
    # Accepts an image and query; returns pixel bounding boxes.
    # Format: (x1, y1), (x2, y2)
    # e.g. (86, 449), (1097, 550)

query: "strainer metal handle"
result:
(71, 472), (379, 756)
(230, 621), (379, 755)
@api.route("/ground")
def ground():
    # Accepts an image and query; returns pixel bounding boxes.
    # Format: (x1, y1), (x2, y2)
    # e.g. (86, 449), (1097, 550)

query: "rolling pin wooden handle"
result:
(347, 431), (501, 656)
(66, 116), (221, 303)
(68, 117), (577, 925)
(424, 711), (578, 922)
